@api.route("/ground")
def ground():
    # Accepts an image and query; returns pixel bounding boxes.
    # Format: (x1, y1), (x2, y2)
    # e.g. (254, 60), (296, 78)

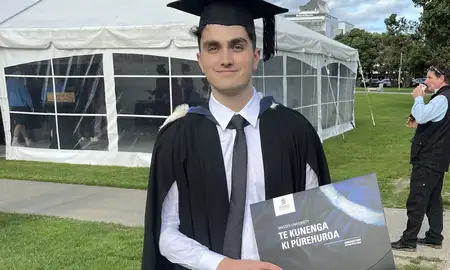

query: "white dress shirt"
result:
(159, 89), (319, 270)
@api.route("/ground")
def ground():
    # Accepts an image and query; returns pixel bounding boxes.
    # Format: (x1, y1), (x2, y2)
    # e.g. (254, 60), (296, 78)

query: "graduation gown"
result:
(141, 96), (331, 270)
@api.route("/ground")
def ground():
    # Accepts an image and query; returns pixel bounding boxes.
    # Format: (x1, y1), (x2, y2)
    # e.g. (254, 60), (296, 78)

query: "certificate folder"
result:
(250, 173), (396, 270)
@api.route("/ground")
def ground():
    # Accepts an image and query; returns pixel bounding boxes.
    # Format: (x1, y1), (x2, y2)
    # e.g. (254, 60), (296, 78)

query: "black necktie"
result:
(222, 114), (249, 259)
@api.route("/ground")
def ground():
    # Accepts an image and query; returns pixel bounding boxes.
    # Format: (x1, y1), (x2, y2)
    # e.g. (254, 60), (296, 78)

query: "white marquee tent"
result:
(0, 0), (359, 167)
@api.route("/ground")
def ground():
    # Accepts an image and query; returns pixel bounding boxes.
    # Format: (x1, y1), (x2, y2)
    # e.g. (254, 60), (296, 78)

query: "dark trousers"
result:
(402, 164), (444, 244)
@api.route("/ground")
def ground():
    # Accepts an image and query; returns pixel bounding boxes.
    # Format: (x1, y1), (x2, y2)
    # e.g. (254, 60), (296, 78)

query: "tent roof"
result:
(0, 0), (358, 62)
(0, 0), (41, 25)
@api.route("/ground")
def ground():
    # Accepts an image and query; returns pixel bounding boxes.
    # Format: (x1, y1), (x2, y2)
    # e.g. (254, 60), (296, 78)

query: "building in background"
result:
(338, 20), (354, 36)
(284, 0), (354, 39)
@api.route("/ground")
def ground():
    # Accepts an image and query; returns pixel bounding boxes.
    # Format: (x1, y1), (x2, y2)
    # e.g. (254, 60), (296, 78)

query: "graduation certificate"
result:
(250, 173), (396, 270)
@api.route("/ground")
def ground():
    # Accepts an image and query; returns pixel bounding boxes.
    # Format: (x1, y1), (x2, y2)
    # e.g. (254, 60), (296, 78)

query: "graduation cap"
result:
(167, 0), (289, 61)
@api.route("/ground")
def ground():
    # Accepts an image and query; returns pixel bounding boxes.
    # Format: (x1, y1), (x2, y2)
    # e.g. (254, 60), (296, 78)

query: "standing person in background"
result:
(6, 71), (34, 146)
(392, 64), (450, 251)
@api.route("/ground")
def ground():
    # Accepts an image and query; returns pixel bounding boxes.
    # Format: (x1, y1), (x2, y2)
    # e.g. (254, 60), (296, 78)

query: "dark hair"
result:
(190, 25), (257, 51)
(428, 64), (450, 83)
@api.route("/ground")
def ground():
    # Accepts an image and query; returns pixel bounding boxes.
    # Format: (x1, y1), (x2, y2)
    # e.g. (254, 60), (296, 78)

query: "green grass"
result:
(0, 158), (149, 189)
(0, 212), (143, 269)
(396, 264), (439, 270)
(1, 212), (444, 270)
(323, 93), (450, 209)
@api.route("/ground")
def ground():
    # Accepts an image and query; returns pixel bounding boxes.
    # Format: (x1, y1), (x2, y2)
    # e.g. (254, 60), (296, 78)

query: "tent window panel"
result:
(338, 101), (353, 123)
(301, 105), (318, 131)
(253, 59), (264, 77)
(9, 113), (54, 149)
(170, 77), (209, 108)
(170, 58), (204, 76)
(321, 103), (337, 130)
(349, 78), (356, 100)
(252, 77), (264, 95)
(339, 63), (349, 78)
(301, 76), (317, 106)
(53, 54), (103, 76)
(321, 77), (338, 103)
(115, 77), (170, 116)
(6, 77), (52, 113)
(346, 101), (354, 122)
(286, 57), (302, 76)
(339, 64), (356, 78)
(264, 77), (283, 104)
(113, 53), (168, 76)
(117, 116), (165, 153)
(263, 56), (283, 76)
(287, 77), (302, 108)
(56, 115), (108, 151)
(48, 78), (105, 115)
(339, 78), (355, 102)
(321, 63), (338, 77)
(302, 63), (317, 76)
(4, 60), (51, 76)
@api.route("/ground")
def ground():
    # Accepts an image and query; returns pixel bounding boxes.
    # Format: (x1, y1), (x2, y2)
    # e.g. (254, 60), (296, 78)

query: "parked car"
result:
(360, 79), (381, 87)
(379, 79), (392, 87)
(411, 78), (426, 87)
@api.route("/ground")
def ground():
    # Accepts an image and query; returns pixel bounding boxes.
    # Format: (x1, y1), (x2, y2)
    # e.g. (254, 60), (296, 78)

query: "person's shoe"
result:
(391, 239), (416, 252)
(417, 238), (442, 249)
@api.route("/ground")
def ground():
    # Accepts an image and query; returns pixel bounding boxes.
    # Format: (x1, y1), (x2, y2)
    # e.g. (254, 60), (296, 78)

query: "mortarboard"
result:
(167, 0), (289, 61)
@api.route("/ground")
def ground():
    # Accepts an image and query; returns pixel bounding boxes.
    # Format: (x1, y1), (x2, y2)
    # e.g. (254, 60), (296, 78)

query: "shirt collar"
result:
(209, 88), (261, 130)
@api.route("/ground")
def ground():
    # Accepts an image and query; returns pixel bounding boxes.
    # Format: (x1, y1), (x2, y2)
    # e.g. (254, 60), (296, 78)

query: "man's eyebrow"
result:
(229, 38), (248, 45)
(202, 38), (249, 48)
(202, 40), (220, 48)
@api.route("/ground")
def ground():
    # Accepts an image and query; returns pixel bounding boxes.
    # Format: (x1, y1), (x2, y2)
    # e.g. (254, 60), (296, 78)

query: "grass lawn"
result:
(1, 92), (449, 208)
(0, 158), (149, 189)
(0, 211), (443, 270)
(0, 212), (143, 269)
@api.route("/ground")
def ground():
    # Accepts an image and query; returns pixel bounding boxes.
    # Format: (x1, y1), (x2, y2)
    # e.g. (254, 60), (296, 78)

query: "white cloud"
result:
(270, 0), (422, 33)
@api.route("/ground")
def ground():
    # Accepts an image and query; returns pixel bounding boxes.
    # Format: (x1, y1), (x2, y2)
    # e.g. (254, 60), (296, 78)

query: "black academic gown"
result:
(141, 96), (331, 270)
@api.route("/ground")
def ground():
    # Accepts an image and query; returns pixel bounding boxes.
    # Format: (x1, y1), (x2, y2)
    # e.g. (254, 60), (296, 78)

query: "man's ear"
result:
(197, 52), (204, 73)
(253, 48), (261, 72)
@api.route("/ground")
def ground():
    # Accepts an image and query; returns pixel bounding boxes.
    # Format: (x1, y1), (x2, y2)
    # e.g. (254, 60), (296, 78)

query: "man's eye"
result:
(233, 45), (244, 51)
(208, 46), (218, 52)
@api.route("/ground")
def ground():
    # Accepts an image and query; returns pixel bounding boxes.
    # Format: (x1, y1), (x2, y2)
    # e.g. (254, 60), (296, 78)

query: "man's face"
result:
(197, 24), (260, 96)
(425, 70), (445, 90)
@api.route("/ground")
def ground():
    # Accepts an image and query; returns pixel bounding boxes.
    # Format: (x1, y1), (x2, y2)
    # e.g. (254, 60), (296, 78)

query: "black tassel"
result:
(263, 16), (276, 62)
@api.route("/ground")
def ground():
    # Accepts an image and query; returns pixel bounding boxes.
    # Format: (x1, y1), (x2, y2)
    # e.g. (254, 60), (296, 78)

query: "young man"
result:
(392, 65), (450, 252)
(141, 0), (332, 269)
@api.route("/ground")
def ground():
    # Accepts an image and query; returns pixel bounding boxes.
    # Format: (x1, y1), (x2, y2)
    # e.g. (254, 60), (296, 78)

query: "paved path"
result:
(1, 179), (449, 269)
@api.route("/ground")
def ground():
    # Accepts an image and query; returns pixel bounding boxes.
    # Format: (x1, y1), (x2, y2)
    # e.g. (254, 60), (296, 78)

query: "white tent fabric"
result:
(0, 0), (358, 63)
(0, 0), (359, 167)
(0, 0), (41, 25)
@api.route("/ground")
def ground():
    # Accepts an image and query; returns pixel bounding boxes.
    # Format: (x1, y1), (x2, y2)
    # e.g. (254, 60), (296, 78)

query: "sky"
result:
(271, 0), (423, 33)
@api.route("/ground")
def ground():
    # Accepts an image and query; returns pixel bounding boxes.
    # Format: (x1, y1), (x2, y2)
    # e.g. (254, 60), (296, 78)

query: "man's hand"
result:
(411, 85), (426, 99)
(406, 116), (418, 129)
(217, 258), (282, 270)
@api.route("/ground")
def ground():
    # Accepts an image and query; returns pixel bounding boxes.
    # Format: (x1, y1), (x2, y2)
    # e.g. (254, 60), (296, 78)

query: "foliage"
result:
(412, 0), (450, 66)
(335, 29), (380, 75)
(334, 6), (450, 82)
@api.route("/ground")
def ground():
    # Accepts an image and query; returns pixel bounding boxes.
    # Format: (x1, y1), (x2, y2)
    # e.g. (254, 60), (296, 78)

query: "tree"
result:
(384, 14), (418, 36)
(377, 13), (428, 85)
(412, 0), (450, 66)
(335, 28), (380, 77)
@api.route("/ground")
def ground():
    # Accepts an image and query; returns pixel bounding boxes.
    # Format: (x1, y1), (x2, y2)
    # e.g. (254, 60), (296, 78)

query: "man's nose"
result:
(220, 49), (233, 67)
